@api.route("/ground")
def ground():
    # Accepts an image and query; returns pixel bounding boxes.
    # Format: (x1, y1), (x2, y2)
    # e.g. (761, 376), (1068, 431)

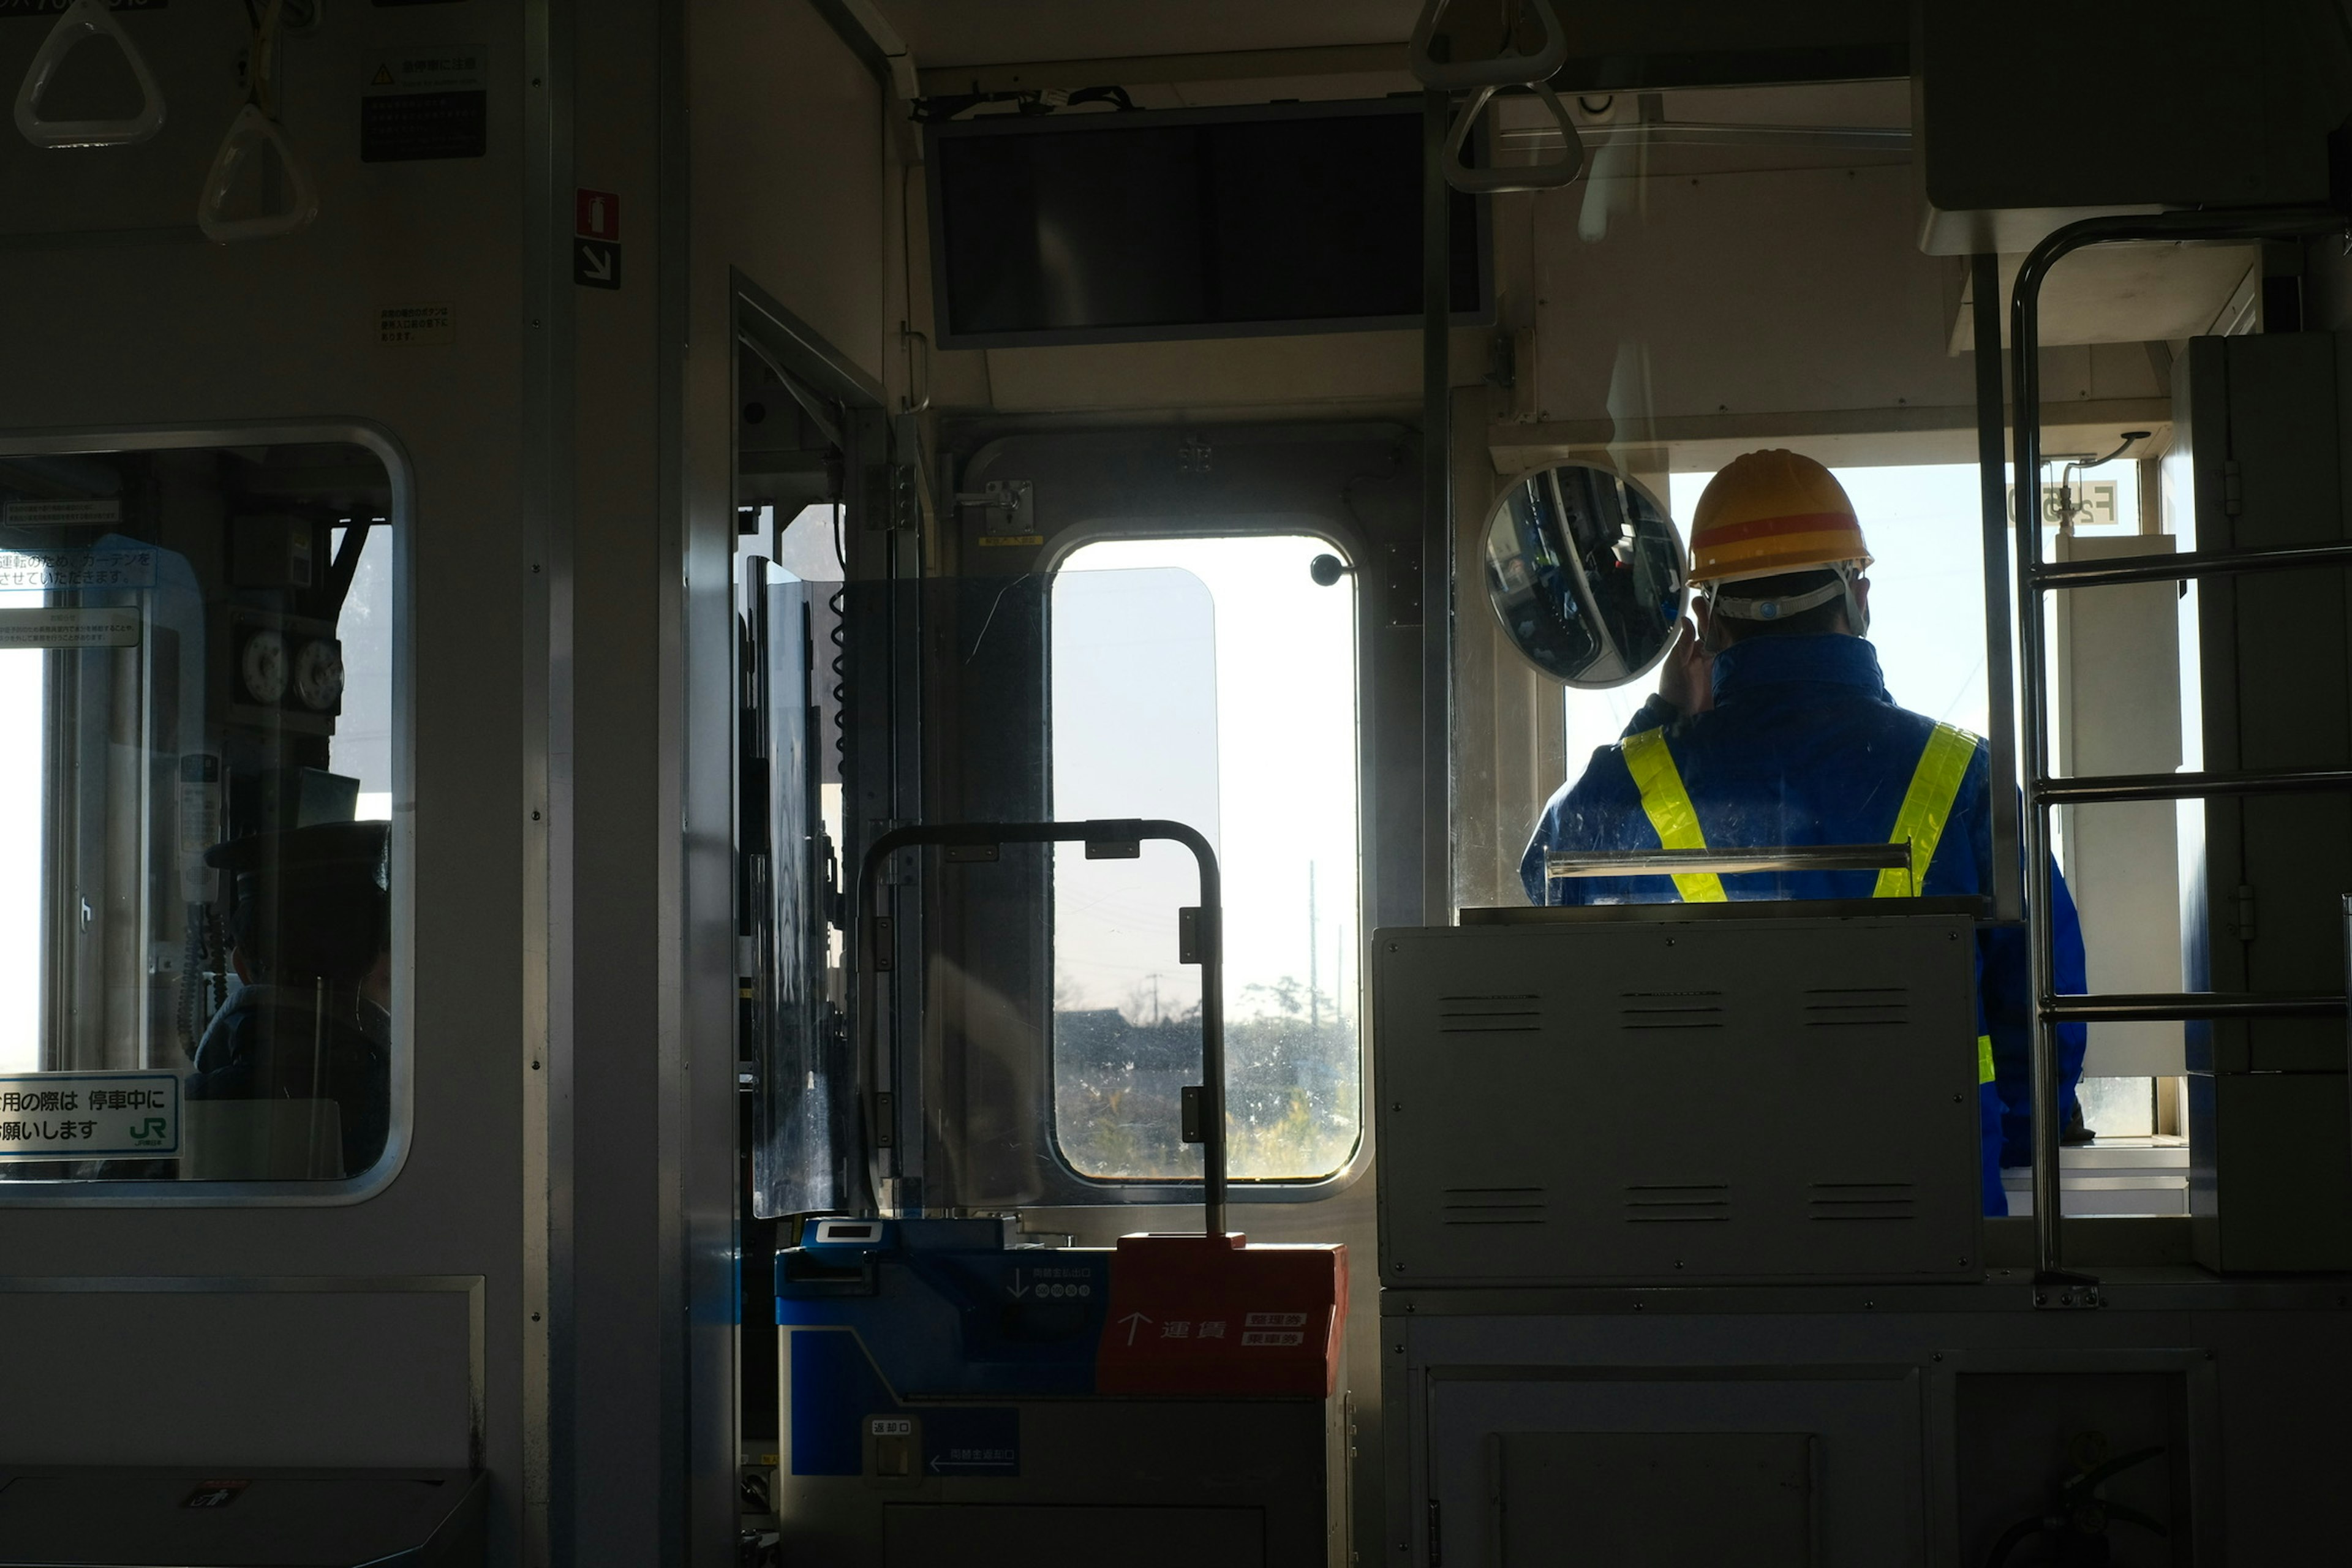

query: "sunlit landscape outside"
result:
(331, 526), (394, 821)
(1052, 536), (1362, 1182)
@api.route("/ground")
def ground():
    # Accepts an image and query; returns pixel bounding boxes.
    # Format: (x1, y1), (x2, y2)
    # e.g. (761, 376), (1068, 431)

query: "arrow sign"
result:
(1005, 1271), (1028, 1300)
(1117, 1310), (1153, 1346)
(574, 239), (620, 290)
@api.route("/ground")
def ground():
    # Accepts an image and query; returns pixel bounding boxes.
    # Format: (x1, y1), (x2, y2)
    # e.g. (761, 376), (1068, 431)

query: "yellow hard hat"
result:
(1687, 450), (1871, 587)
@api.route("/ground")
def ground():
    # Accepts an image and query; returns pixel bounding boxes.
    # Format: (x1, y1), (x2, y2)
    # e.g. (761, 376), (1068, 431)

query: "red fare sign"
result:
(1095, 1233), (1348, 1397)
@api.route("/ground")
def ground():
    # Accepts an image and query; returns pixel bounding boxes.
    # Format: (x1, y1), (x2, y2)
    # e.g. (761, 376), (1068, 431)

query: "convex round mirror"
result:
(1482, 462), (1687, 687)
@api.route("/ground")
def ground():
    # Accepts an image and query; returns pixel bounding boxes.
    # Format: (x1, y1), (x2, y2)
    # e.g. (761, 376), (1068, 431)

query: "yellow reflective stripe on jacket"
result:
(1977, 1034), (1995, 1085)
(1620, 728), (1727, 903)
(1873, 722), (1978, 898)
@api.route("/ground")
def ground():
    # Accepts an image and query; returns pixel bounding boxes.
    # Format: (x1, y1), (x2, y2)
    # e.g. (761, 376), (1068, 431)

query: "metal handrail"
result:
(853, 819), (1229, 1238)
(2030, 538), (2352, 590)
(2008, 204), (2350, 1283)
(2035, 767), (2352, 805)
(1547, 843), (1910, 879)
(2044, 992), (2348, 1024)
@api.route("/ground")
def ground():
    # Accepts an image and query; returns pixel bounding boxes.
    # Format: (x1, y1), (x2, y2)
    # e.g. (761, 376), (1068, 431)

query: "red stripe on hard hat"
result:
(1692, 510), (1863, 547)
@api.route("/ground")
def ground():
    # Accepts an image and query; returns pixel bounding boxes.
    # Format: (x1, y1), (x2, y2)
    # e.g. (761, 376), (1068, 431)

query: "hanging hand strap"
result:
(195, 0), (316, 243)
(196, 102), (317, 243)
(13, 0), (165, 148)
(1410, 0), (1567, 90)
(1442, 81), (1585, 195)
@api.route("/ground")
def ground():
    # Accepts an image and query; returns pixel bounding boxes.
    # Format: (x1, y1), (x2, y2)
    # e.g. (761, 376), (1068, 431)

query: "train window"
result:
(1050, 535), (1362, 1182)
(0, 438), (402, 1193)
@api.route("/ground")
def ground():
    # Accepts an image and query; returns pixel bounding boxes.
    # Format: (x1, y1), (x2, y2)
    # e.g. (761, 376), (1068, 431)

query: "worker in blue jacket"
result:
(1518, 450), (2088, 1216)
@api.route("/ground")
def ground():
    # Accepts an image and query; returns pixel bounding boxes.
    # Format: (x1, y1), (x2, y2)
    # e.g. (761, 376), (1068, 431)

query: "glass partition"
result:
(0, 438), (400, 1188)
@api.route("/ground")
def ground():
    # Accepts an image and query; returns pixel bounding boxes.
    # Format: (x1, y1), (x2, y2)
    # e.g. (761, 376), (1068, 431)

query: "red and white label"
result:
(575, 189), (620, 241)
(1095, 1235), (1346, 1396)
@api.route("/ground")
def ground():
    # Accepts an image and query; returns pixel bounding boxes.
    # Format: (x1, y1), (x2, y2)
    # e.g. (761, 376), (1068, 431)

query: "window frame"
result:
(0, 419), (415, 1208)
(1038, 520), (1374, 1199)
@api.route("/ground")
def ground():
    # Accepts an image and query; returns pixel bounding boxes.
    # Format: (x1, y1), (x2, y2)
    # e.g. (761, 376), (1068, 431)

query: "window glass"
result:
(0, 440), (399, 1187)
(1052, 535), (1361, 1182)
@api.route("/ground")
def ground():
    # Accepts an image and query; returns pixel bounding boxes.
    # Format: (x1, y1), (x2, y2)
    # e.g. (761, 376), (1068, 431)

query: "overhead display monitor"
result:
(927, 99), (1490, 349)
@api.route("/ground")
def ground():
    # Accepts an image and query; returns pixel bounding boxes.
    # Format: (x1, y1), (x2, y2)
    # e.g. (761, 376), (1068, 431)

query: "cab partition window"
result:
(1050, 536), (1361, 1182)
(0, 441), (398, 1187)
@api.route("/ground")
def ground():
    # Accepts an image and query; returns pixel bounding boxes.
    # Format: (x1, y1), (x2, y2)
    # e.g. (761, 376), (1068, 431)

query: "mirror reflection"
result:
(1482, 463), (1686, 688)
(0, 440), (398, 1185)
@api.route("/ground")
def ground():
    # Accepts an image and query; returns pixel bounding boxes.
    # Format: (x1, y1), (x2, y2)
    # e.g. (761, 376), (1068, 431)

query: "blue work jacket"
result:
(1518, 634), (2088, 1216)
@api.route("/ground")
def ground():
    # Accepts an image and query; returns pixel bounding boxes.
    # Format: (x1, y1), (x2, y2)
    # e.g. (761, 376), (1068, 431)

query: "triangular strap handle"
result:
(14, 0), (165, 148)
(1411, 0), (1567, 91)
(196, 103), (318, 243)
(1443, 81), (1586, 195)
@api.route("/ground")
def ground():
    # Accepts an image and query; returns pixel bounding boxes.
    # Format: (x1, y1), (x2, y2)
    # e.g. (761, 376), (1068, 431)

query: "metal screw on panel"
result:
(1932, 1352), (1944, 1362)
(1952, 1094), (1963, 1104)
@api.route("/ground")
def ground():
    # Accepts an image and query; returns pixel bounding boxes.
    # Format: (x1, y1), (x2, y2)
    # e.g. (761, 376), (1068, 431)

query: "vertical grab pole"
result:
(1421, 87), (1455, 927)
(1973, 254), (2024, 925)
(2010, 248), (2065, 1276)
(1169, 823), (1228, 1239)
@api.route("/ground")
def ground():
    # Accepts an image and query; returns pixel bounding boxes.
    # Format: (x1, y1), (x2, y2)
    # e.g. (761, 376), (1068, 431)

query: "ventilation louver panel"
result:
(1801, 987), (1910, 1027)
(1624, 1183), (1730, 1223)
(1437, 993), (1542, 1033)
(1807, 1182), (1917, 1221)
(1441, 1186), (1547, 1224)
(1617, 990), (1725, 1030)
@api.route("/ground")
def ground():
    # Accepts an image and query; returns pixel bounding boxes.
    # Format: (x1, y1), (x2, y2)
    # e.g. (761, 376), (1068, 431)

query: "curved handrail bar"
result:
(1443, 81), (1585, 195)
(13, 0), (165, 148)
(854, 819), (1227, 1238)
(2007, 203), (2346, 1281)
(1410, 0), (1567, 91)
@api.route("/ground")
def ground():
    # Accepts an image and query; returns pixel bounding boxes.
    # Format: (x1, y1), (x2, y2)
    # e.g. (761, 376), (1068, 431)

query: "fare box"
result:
(1095, 1233), (1347, 1397)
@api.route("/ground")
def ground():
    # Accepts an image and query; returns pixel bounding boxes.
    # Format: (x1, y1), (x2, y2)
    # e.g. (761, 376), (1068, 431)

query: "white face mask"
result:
(1707, 564), (1868, 636)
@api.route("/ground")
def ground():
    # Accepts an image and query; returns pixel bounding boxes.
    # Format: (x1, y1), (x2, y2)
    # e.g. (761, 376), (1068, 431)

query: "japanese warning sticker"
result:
(0, 608), (140, 649)
(0, 1072), (178, 1159)
(361, 45), (486, 162)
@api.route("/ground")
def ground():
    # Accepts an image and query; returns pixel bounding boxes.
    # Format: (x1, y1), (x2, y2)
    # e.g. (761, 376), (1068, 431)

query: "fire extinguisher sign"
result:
(574, 189), (621, 290)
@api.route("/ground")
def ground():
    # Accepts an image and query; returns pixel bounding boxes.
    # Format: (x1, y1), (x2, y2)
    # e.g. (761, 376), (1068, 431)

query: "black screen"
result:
(932, 104), (1485, 345)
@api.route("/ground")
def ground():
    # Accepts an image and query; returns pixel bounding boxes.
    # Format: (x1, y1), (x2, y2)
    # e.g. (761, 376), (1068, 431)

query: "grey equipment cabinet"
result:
(2168, 331), (2352, 1271)
(1373, 900), (1985, 1287)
